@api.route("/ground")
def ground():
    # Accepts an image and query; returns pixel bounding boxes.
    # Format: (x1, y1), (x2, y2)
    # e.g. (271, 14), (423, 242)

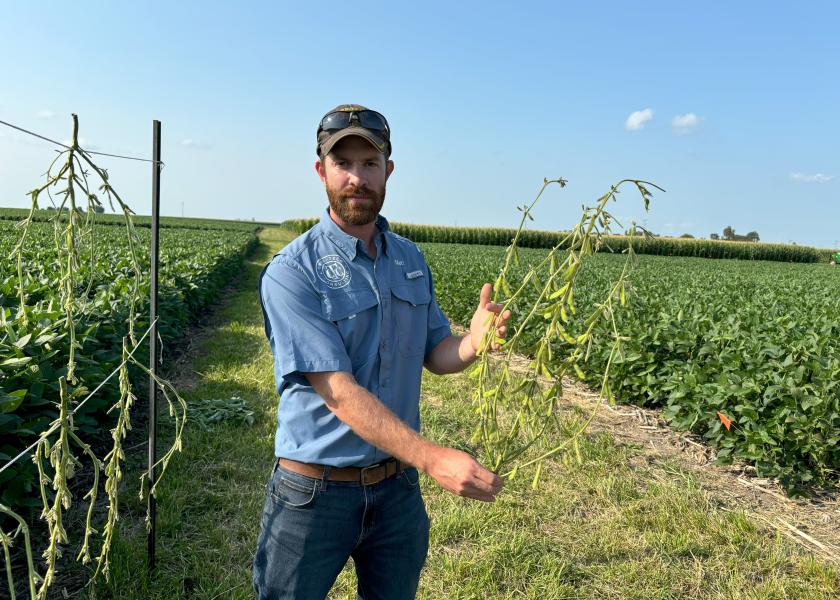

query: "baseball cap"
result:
(317, 104), (392, 158)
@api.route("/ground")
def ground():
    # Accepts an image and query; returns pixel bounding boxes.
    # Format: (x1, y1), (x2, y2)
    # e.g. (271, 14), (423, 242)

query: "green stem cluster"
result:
(132, 359), (188, 534)
(471, 178), (662, 486)
(92, 339), (134, 581)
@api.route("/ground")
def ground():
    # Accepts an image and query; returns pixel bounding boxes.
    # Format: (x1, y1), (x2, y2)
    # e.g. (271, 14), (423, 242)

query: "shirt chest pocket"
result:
(320, 290), (379, 362)
(391, 283), (431, 357)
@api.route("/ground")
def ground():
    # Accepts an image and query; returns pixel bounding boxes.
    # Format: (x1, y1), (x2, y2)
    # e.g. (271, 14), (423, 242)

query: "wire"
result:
(87, 149), (162, 164)
(0, 118), (164, 166)
(0, 317), (158, 477)
(0, 118), (67, 148)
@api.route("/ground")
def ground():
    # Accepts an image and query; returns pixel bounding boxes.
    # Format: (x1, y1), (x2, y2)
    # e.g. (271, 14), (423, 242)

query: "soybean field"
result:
(0, 207), (272, 232)
(0, 218), (258, 513)
(423, 242), (840, 491)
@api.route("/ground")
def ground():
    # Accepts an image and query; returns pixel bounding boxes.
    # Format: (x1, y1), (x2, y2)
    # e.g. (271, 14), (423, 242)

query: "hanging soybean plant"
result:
(1, 114), (187, 599)
(470, 177), (662, 486)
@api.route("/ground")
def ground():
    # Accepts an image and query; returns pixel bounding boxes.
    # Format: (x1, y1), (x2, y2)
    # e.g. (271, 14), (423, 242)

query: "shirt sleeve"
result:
(424, 262), (452, 357)
(259, 257), (353, 379)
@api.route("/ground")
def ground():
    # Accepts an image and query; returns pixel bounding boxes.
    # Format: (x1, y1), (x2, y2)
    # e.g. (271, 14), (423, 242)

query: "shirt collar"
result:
(319, 207), (390, 260)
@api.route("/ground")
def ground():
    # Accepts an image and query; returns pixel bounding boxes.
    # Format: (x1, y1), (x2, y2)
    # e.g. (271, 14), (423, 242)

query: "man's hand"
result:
(469, 283), (512, 354)
(425, 446), (504, 502)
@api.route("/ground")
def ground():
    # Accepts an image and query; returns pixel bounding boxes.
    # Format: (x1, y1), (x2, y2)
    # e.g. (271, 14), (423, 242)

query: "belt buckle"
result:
(360, 463), (382, 486)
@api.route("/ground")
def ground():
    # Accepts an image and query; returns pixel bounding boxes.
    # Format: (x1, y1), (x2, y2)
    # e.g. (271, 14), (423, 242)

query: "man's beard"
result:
(326, 180), (386, 226)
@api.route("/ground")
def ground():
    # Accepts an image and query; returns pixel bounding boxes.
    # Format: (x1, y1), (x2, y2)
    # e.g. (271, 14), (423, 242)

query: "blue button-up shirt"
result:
(258, 208), (451, 467)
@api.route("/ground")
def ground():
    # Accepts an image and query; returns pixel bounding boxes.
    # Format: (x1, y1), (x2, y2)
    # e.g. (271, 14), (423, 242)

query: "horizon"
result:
(3, 206), (834, 252)
(1, 1), (838, 249)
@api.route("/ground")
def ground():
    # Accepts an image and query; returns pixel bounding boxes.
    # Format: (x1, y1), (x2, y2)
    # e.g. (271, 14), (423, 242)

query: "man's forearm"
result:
(304, 370), (504, 501)
(423, 334), (477, 375)
(305, 371), (439, 471)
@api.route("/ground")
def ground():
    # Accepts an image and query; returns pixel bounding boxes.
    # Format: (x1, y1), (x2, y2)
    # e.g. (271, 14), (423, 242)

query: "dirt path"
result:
(559, 378), (840, 564)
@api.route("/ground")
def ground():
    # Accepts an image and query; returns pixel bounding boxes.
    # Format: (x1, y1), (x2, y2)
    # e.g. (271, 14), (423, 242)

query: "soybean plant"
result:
(470, 178), (662, 486)
(1, 115), (186, 599)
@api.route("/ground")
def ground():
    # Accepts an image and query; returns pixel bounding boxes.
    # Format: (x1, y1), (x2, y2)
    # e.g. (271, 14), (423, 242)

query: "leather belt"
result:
(278, 457), (405, 486)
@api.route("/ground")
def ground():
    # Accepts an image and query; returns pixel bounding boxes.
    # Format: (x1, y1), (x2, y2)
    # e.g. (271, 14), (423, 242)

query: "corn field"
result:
(281, 219), (825, 263)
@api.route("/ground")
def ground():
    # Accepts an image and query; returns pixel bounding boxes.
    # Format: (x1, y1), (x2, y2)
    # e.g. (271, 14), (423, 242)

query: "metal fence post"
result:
(148, 119), (161, 576)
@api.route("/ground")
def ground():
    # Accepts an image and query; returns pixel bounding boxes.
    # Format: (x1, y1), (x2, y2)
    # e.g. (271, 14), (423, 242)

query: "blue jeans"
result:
(251, 460), (430, 599)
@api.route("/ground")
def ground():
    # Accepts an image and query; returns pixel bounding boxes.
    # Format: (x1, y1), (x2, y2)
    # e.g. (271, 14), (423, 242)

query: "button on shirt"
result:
(258, 208), (451, 467)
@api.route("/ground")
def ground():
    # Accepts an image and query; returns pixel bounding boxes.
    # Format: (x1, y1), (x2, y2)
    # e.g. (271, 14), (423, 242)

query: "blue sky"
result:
(1, 1), (838, 248)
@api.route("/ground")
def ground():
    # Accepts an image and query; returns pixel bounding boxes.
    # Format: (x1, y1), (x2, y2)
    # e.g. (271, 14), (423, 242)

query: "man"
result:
(252, 104), (509, 599)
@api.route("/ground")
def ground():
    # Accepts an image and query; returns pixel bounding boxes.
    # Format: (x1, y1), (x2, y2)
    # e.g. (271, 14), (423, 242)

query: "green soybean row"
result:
(0, 207), (270, 232)
(0, 220), (257, 512)
(422, 242), (840, 492)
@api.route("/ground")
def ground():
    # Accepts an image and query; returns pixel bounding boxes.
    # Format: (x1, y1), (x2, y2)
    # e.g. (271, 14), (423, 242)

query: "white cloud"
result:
(624, 108), (653, 131)
(180, 138), (211, 150)
(790, 172), (835, 183)
(671, 113), (700, 135)
(35, 109), (55, 119)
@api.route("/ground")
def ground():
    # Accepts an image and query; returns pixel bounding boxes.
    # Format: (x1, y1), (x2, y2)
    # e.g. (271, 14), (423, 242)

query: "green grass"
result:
(79, 228), (839, 599)
(328, 373), (839, 599)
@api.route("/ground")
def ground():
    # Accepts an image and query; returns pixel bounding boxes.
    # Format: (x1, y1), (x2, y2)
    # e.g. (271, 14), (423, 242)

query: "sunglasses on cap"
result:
(318, 109), (390, 136)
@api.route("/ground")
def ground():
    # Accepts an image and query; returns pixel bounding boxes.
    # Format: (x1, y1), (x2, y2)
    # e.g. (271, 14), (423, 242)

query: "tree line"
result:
(709, 226), (759, 242)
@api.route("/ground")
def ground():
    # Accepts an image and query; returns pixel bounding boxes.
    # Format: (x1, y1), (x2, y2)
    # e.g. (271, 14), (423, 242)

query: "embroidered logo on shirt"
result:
(316, 254), (352, 289)
(406, 270), (424, 280)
